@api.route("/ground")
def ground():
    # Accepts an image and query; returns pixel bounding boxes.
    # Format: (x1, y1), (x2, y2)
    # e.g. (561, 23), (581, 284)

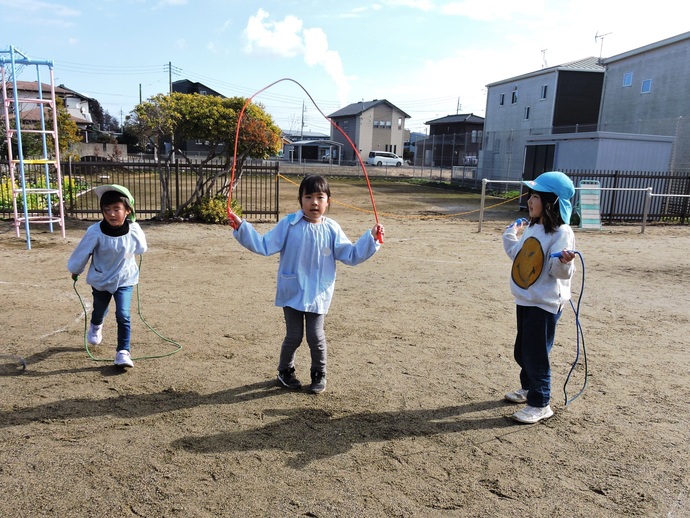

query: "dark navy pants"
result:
(514, 305), (561, 408)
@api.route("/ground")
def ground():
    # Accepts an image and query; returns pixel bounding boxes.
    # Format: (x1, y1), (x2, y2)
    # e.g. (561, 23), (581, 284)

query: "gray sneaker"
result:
(310, 371), (326, 394)
(504, 388), (528, 403)
(87, 323), (103, 345)
(512, 404), (554, 424)
(277, 367), (302, 389)
(114, 349), (134, 368)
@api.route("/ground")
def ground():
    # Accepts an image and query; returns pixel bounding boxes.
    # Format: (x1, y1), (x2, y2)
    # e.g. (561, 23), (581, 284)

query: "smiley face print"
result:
(511, 236), (545, 289)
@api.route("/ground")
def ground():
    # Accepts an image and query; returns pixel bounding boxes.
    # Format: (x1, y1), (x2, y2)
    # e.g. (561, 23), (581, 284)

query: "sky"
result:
(1, 0), (688, 135)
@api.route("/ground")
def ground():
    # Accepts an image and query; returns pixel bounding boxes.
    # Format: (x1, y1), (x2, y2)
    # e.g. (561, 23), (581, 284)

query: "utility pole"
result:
(300, 101), (305, 139)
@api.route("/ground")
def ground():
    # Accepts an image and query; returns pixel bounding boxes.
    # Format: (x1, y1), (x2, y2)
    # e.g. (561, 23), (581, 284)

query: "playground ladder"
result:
(1, 45), (65, 250)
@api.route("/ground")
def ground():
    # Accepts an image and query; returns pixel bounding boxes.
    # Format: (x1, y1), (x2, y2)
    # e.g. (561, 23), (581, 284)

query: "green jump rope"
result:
(72, 256), (183, 363)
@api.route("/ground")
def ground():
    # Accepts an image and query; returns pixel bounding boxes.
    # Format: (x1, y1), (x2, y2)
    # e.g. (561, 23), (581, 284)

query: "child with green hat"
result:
(68, 184), (147, 368)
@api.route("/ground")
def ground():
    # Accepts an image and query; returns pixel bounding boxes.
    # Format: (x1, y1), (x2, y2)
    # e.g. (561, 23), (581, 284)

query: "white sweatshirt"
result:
(503, 222), (575, 314)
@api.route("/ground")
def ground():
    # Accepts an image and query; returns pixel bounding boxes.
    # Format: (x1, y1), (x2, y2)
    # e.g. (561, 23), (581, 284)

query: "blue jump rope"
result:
(72, 256), (183, 363)
(512, 218), (588, 406)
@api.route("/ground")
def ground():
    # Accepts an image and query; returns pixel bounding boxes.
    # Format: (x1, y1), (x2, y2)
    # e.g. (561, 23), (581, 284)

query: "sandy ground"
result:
(1, 177), (689, 517)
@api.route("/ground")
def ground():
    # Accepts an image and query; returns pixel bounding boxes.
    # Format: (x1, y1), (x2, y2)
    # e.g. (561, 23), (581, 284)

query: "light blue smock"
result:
(67, 222), (148, 294)
(233, 210), (379, 314)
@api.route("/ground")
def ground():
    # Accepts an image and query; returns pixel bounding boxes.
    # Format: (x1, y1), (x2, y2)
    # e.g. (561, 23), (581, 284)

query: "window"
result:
(373, 120), (380, 128)
(385, 121), (391, 128)
(524, 106), (530, 120)
(511, 87), (518, 104)
(398, 117), (402, 130)
(540, 85), (548, 100)
(641, 79), (652, 94)
(499, 93), (505, 106)
(623, 72), (633, 87)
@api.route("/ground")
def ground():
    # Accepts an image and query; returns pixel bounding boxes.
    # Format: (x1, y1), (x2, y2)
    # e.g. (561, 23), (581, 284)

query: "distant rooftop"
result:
(486, 56), (604, 87)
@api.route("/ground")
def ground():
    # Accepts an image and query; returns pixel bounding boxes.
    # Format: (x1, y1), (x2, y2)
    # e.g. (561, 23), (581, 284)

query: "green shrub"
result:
(0, 174), (85, 211)
(183, 194), (243, 224)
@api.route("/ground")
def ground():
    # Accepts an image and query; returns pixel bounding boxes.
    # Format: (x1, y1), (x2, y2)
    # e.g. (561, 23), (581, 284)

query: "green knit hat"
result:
(94, 184), (136, 222)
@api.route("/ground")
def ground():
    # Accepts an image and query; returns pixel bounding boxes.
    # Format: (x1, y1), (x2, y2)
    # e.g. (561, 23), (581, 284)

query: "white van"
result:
(367, 151), (403, 167)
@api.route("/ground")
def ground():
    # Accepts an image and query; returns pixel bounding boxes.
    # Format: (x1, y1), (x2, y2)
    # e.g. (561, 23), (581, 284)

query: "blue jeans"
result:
(279, 306), (327, 373)
(514, 305), (561, 407)
(91, 286), (133, 352)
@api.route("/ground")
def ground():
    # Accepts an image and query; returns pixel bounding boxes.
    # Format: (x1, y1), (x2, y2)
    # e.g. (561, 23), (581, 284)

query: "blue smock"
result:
(233, 210), (379, 314)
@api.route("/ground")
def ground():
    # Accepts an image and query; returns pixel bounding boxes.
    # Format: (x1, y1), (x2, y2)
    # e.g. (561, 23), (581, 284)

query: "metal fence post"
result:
(641, 187), (652, 233)
(478, 178), (488, 233)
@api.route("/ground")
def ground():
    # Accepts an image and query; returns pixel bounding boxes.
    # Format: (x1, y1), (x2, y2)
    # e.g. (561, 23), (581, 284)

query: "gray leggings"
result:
(278, 306), (327, 373)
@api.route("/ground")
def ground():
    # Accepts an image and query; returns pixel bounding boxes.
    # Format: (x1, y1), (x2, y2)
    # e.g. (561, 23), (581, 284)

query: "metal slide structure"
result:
(1, 45), (65, 250)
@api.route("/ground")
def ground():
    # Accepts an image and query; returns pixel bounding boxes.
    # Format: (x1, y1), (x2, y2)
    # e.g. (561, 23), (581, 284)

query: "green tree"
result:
(55, 102), (81, 159)
(128, 92), (281, 218)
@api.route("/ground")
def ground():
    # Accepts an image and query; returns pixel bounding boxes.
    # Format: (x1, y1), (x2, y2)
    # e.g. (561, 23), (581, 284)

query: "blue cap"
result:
(523, 171), (575, 223)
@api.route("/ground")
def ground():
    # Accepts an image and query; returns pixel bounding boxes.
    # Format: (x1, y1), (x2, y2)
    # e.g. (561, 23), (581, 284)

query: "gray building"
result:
(481, 57), (604, 181)
(481, 31), (690, 183)
(598, 31), (690, 172)
(328, 100), (410, 162)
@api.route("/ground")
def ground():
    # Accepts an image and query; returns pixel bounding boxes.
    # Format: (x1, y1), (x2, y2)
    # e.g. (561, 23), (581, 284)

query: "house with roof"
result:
(280, 129), (338, 162)
(481, 57), (605, 182)
(598, 31), (690, 172)
(1, 80), (126, 159)
(482, 32), (690, 186)
(171, 79), (226, 156)
(172, 79), (225, 98)
(4, 81), (94, 137)
(414, 113), (484, 167)
(327, 100), (410, 163)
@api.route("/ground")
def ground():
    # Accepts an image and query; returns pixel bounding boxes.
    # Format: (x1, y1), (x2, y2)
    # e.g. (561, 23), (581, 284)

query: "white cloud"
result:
(0, 0), (80, 16)
(303, 28), (350, 106)
(243, 8), (304, 58)
(155, 0), (187, 6)
(383, 0), (435, 10)
(243, 9), (350, 106)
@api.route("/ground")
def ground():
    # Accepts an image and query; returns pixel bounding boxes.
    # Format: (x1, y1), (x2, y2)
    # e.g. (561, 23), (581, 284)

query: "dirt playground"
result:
(1, 177), (689, 517)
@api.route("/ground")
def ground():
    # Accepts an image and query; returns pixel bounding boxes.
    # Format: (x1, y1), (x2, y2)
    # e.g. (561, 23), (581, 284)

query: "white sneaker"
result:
(504, 388), (528, 403)
(87, 324), (103, 345)
(512, 404), (553, 424)
(114, 350), (134, 368)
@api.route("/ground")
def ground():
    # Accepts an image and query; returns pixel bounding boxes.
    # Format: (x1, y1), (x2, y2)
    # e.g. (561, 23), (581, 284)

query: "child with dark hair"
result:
(502, 171), (576, 423)
(228, 175), (384, 394)
(68, 185), (147, 368)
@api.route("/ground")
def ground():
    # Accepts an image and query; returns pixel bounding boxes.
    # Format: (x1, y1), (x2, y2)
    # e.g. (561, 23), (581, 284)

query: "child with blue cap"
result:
(502, 171), (577, 423)
(68, 184), (147, 368)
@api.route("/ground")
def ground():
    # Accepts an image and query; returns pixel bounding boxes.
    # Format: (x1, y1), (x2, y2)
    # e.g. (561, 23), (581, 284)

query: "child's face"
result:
(300, 191), (329, 222)
(527, 192), (543, 220)
(102, 201), (131, 227)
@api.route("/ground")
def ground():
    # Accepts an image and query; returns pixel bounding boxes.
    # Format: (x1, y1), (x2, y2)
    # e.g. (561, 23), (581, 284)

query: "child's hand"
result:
(372, 223), (385, 242)
(71, 273), (79, 282)
(228, 210), (242, 231)
(508, 218), (528, 230)
(557, 250), (576, 263)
